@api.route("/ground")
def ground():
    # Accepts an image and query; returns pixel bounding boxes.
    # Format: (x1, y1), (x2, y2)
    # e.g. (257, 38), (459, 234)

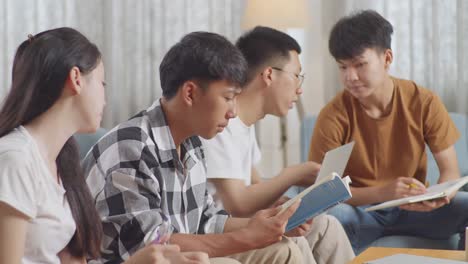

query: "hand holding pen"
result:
(146, 216), (174, 245)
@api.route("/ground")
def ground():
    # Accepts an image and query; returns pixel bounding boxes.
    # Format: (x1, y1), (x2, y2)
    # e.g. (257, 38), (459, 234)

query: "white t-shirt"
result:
(202, 117), (261, 203)
(0, 126), (76, 264)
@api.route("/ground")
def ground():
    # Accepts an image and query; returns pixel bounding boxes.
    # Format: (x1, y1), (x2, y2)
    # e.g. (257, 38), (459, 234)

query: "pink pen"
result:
(150, 219), (173, 245)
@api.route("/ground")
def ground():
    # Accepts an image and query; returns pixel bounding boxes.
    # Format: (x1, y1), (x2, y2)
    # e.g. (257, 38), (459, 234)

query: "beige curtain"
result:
(319, 0), (468, 114)
(0, 0), (245, 128)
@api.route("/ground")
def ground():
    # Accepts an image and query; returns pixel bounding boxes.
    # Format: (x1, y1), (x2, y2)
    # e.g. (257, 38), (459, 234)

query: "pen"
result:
(146, 216), (173, 245)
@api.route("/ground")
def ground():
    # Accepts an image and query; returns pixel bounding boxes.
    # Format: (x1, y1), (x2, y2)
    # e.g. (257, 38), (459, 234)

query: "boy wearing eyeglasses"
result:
(201, 26), (355, 264)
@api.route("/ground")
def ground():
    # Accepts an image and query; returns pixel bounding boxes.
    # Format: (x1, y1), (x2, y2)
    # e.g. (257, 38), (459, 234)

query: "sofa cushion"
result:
(300, 115), (317, 163)
(426, 113), (468, 185)
(370, 234), (459, 249)
(73, 128), (107, 159)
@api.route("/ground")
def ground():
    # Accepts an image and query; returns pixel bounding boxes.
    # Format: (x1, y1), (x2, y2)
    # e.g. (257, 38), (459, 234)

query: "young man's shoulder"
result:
(96, 100), (173, 150)
(82, 106), (165, 172)
(203, 117), (251, 146)
(318, 91), (352, 119)
(393, 77), (437, 104)
(95, 114), (153, 152)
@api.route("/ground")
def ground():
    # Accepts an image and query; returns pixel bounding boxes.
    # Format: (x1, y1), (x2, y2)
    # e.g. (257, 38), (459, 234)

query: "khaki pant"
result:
(213, 215), (354, 264)
(290, 236), (314, 263)
(210, 257), (241, 264)
(227, 237), (303, 264)
(300, 214), (355, 264)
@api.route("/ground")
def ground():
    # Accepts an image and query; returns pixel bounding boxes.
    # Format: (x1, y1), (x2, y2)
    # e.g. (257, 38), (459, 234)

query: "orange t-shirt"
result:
(308, 77), (460, 187)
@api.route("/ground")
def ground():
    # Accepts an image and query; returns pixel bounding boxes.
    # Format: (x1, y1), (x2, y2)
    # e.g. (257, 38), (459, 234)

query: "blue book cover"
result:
(281, 142), (355, 231)
(282, 173), (352, 231)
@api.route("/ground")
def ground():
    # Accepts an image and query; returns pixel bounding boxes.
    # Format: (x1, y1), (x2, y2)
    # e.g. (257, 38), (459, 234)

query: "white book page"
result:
(316, 141), (355, 182)
(366, 176), (468, 212)
(403, 176), (468, 203)
(425, 177), (468, 194)
(280, 142), (355, 213)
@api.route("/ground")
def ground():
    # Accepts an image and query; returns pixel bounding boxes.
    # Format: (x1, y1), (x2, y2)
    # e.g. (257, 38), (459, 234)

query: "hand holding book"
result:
(279, 142), (355, 231)
(280, 173), (352, 231)
(285, 218), (314, 237)
(270, 196), (314, 237)
(399, 179), (454, 212)
(399, 195), (450, 212)
(365, 176), (468, 212)
(377, 177), (427, 202)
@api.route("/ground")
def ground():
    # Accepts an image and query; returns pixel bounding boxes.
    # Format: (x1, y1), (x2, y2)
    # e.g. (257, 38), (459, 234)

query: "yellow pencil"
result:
(408, 182), (429, 188)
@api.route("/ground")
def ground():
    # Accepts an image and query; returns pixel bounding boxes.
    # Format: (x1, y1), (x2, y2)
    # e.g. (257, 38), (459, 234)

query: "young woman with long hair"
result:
(0, 27), (209, 264)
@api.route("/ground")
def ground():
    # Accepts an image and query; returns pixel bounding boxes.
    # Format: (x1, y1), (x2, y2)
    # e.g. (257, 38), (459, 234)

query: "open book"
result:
(365, 176), (468, 212)
(280, 142), (355, 231)
(281, 173), (352, 231)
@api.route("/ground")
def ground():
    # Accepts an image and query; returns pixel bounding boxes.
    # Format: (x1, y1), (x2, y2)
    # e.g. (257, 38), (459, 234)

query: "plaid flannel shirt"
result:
(82, 99), (229, 263)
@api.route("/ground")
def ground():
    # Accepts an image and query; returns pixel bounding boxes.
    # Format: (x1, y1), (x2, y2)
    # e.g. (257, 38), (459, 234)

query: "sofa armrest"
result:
(300, 116), (317, 162)
(73, 128), (107, 160)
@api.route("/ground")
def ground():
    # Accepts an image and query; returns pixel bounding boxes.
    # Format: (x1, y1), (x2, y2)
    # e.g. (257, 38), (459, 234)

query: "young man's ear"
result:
(66, 66), (83, 95)
(384, 49), (393, 70)
(260, 67), (274, 86)
(180, 81), (199, 106)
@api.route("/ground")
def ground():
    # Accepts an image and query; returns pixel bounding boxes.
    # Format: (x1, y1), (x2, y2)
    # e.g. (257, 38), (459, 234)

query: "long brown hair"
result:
(0, 27), (102, 258)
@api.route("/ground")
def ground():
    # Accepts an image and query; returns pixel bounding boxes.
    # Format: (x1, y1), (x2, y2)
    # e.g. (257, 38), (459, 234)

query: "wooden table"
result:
(350, 247), (465, 263)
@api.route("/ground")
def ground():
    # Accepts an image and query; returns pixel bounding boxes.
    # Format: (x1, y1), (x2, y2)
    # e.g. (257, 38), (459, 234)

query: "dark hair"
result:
(236, 26), (302, 83)
(329, 10), (394, 60)
(159, 31), (248, 99)
(0, 27), (102, 258)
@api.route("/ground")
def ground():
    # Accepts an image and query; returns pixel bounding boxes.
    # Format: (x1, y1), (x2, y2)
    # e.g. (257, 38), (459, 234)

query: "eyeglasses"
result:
(272, 67), (305, 87)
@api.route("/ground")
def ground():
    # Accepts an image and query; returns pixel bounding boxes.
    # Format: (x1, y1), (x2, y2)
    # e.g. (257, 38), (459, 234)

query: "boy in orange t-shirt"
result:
(309, 9), (468, 254)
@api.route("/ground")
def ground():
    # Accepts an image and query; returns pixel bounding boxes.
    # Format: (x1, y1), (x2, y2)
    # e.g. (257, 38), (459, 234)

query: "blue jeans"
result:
(328, 192), (468, 254)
